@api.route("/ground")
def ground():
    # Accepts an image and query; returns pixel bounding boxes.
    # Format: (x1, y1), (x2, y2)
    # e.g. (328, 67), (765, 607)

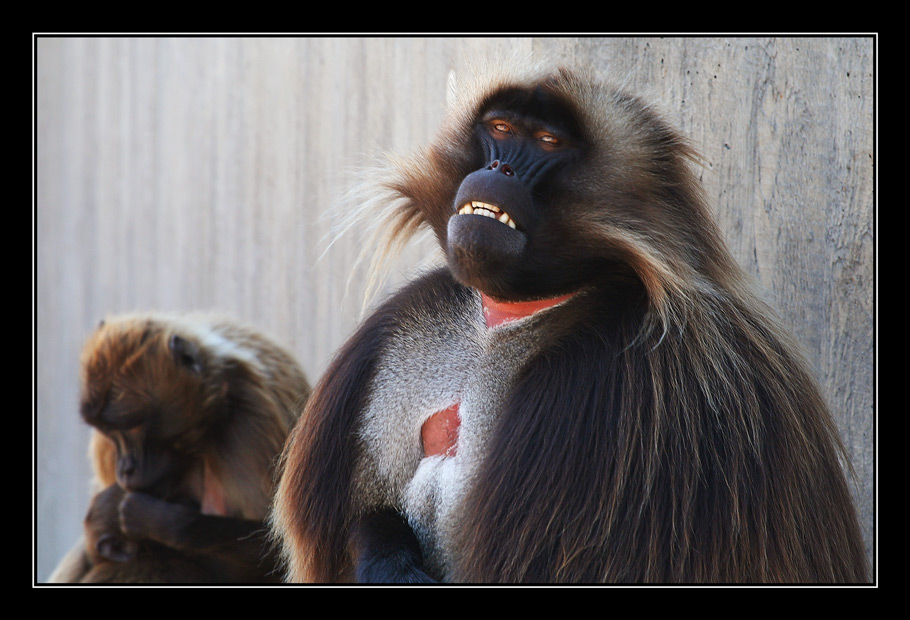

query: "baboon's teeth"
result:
(458, 202), (517, 229)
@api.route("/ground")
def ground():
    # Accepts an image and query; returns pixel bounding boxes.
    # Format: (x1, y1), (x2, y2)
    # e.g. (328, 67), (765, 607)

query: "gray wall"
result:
(35, 36), (875, 582)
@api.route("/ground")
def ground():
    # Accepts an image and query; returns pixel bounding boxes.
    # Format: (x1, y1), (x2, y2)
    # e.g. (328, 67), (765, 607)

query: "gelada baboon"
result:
(272, 63), (869, 583)
(51, 313), (310, 584)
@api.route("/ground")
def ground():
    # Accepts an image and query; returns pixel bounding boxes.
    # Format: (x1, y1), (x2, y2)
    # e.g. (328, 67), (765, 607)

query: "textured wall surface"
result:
(35, 36), (875, 582)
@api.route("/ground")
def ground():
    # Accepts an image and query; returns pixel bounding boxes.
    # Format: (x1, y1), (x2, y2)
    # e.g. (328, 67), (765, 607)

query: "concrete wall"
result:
(35, 36), (875, 582)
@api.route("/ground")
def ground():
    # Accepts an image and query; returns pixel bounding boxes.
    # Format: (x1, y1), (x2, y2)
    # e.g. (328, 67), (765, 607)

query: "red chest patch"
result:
(480, 292), (575, 328)
(421, 403), (461, 457)
(420, 292), (576, 458)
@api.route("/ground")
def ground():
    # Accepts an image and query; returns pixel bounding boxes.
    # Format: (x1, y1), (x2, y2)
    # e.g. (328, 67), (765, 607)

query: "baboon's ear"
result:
(95, 533), (138, 563)
(169, 334), (203, 374)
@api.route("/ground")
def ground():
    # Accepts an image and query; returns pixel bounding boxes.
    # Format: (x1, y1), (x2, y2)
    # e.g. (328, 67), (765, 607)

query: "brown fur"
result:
(82, 312), (309, 519)
(273, 64), (868, 583)
(80, 484), (217, 584)
(55, 312), (310, 583)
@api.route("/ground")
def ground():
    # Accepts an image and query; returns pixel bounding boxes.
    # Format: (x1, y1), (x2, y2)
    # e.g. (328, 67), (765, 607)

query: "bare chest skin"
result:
(356, 289), (570, 579)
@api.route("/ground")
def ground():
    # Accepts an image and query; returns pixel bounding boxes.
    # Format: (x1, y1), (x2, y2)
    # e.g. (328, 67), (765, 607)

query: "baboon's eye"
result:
(491, 120), (514, 135)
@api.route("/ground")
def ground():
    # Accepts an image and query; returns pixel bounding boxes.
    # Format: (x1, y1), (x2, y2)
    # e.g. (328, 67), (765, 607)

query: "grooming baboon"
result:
(51, 313), (309, 584)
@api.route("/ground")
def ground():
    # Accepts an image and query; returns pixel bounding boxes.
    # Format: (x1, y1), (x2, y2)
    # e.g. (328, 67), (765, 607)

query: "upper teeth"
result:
(458, 201), (517, 229)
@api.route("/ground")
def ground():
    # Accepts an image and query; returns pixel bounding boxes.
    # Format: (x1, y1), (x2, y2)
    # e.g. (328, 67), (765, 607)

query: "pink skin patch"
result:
(200, 460), (227, 516)
(420, 291), (576, 457)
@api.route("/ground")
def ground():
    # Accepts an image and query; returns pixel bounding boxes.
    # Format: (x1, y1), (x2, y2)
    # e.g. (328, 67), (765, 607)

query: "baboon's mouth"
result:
(457, 201), (517, 230)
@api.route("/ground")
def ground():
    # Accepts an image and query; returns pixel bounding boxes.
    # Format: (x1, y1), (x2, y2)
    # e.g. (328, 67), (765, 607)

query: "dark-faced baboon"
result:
(272, 64), (869, 584)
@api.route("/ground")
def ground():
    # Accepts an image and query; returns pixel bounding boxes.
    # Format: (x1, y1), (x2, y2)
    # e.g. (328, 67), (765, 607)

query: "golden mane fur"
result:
(82, 312), (309, 520)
